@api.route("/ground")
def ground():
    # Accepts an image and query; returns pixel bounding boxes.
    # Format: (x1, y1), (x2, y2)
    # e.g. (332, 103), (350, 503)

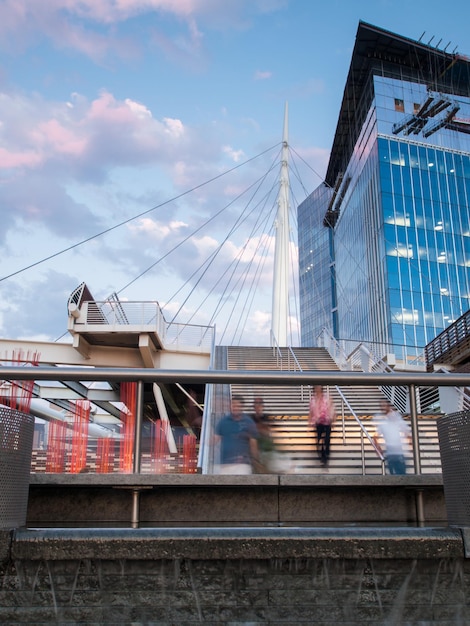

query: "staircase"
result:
(220, 346), (442, 475)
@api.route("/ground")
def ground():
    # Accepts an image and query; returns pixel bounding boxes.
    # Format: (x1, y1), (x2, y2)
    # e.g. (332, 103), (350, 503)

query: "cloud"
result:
(0, 175), (103, 242)
(223, 145), (245, 162)
(254, 70), (273, 80)
(0, 89), (206, 247)
(0, 269), (80, 340)
(0, 89), (198, 182)
(127, 217), (188, 243)
(0, 0), (287, 60)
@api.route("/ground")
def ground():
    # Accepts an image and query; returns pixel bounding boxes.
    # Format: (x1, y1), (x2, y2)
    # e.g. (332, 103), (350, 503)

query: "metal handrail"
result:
(334, 386), (386, 474)
(4, 366), (470, 478)
(436, 367), (470, 412)
(348, 343), (409, 414)
(287, 346), (306, 401)
(3, 367), (469, 386)
(198, 329), (217, 474)
(317, 327), (350, 370)
(425, 308), (470, 368)
(287, 346), (302, 371)
(270, 330), (284, 369)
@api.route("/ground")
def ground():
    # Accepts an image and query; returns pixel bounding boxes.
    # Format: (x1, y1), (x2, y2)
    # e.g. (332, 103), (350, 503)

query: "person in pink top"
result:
(309, 386), (336, 468)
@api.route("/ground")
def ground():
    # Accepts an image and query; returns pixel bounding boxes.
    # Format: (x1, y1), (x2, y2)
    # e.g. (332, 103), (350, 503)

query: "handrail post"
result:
(130, 380), (144, 528)
(360, 431), (365, 475)
(409, 382), (425, 525)
(341, 400), (345, 445)
(131, 489), (139, 529)
(132, 380), (144, 474)
(409, 383), (421, 475)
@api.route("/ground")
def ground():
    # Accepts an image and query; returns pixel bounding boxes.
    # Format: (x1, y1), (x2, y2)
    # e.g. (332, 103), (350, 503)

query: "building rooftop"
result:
(325, 21), (470, 186)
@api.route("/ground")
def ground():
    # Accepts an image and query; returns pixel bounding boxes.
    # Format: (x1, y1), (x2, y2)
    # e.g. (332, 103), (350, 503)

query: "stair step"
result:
(215, 346), (444, 475)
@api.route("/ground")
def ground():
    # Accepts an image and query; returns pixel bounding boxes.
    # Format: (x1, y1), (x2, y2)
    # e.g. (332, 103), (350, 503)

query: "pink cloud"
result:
(34, 119), (88, 156)
(0, 147), (42, 169)
(0, 1), (281, 59)
(0, 89), (196, 180)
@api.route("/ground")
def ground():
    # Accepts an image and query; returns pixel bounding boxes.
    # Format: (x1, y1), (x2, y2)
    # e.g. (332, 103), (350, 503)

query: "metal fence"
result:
(0, 407), (35, 528)
(437, 410), (470, 526)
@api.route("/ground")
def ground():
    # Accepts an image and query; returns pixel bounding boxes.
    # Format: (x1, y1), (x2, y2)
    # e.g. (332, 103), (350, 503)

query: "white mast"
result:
(271, 102), (290, 347)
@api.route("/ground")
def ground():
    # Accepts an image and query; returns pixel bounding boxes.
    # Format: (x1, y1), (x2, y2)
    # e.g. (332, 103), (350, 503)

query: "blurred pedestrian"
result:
(308, 386), (336, 468)
(250, 397), (275, 473)
(373, 399), (411, 475)
(215, 395), (259, 474)
(186, 389), (203, 440)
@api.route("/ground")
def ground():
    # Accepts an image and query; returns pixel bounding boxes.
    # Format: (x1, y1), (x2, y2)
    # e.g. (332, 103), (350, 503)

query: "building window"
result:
(395, 99), (405, 112)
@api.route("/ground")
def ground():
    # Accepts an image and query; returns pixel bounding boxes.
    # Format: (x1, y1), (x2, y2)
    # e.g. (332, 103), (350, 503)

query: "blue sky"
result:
(1, 0), (469, 346)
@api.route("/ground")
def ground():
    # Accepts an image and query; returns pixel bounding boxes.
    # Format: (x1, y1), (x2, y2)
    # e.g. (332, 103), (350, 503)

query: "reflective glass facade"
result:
(298, 24), (470, 358)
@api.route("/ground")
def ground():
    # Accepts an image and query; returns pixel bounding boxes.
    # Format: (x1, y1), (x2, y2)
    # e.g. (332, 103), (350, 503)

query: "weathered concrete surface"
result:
(27, 473), (447, 527)
(462, 527), (470, 558)
(12, 526), (464, 561)
(3, 547), (470, 625)
(0, 530), (12, 566)
(4, 520), (470, 625)
(28, 473), (442, 487)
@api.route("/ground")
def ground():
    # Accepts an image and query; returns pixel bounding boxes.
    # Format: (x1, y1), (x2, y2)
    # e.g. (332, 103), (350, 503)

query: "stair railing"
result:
(436, 367), (470, 413)
(334, 385), (386, 475)
(317, 328), (350, 370)
(198, 331), (218, 474)
(287, 347), (308, 402)
(270, 331), (285, 370)
(347, 343), (409, 414)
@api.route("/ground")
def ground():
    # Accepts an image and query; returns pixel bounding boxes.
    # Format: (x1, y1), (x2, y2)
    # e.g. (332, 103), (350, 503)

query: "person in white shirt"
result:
(373, 400), (411, 475)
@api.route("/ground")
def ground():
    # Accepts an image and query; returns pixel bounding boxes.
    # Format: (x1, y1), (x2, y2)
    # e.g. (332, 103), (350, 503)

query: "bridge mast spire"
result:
(271, 102), (290, 347)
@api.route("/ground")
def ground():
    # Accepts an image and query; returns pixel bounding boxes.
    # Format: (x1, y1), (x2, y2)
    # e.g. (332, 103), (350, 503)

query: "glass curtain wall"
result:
(299, 72), (470, 359)
(298, 185), (334, 345)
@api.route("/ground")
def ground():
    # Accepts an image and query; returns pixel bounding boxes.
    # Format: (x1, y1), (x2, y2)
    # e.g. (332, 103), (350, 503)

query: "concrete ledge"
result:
(279, 474), (443, 487)
(26, 473), (447, 527)
(29, 473), (443, 488)
(12, 527), (464, 560)
(28, 473), (280, 487)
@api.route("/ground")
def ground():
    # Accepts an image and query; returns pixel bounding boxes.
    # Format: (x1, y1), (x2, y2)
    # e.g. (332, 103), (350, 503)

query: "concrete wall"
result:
(1, 527), (469, 624)
(26, 474), (447, 527)
(1, 476), (468, 624)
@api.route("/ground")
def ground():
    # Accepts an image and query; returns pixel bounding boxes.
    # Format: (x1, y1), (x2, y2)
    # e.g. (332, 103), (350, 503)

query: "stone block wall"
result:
(1, 555), (469, 624)
(0, 527), (469, 625)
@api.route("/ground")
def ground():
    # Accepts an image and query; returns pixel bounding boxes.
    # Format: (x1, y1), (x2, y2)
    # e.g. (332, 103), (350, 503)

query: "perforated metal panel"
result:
(437, 411), (470, 527)
(0, 407), (34, 528)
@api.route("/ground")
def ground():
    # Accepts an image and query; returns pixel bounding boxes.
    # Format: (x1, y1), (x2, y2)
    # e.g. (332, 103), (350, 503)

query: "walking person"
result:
(215, 395), (259, 474)
(373, 399), (411, 475)
(309, 386), (336, 468)
(250, 397), (275, 473)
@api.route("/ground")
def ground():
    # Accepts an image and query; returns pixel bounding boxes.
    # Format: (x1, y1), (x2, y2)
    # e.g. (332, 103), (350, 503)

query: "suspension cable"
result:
(0, 143), (280, 285)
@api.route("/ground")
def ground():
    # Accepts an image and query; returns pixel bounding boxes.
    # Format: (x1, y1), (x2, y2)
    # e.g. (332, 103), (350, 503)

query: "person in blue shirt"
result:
(215, 395), (259, 474)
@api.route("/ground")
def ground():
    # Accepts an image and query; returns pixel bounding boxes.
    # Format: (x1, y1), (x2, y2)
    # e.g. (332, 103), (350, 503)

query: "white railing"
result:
(164, 322), (215, 352)
(317, 328), (428, 370)
(82, 300), (166, 333)
(77, 301), (214, 353)
(317, 328), (350, 370)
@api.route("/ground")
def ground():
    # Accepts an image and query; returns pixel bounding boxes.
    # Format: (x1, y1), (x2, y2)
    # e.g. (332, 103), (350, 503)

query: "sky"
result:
(1, 0), (470, 349)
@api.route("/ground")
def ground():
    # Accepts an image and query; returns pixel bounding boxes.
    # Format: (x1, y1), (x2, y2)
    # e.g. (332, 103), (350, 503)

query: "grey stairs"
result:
(218, 346), (441, 475)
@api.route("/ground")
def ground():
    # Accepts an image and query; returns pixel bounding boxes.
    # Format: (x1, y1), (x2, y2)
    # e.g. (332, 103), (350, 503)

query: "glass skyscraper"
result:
(298, 22), (470, 361)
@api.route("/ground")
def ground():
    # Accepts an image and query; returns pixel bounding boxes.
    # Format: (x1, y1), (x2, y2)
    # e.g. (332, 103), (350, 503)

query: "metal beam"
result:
(1, 366), (470, 387)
